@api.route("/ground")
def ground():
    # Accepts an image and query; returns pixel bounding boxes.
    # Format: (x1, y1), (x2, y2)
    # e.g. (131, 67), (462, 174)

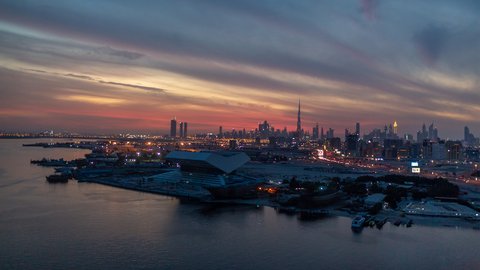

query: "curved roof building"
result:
(166, 151), (250, 174)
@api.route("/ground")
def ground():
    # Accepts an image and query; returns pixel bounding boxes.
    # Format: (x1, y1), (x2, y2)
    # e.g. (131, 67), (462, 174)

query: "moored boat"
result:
(376, 218), (387, 229)
(46, 174), (69, 183)
(352, 216), (366, 229)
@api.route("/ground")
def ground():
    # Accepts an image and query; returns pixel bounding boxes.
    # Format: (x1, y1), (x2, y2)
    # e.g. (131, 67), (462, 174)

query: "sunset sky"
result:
(0, 0), (479, 138)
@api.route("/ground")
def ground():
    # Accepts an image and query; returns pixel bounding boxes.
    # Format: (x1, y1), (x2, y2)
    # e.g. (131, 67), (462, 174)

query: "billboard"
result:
(412, 167), (421, 173)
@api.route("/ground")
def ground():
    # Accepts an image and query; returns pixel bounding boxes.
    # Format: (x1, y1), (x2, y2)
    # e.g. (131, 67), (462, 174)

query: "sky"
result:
(0, 0), (479, 138)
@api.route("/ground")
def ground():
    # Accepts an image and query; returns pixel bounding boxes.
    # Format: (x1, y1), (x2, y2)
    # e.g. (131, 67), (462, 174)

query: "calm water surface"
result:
(0, 139), (479, 270)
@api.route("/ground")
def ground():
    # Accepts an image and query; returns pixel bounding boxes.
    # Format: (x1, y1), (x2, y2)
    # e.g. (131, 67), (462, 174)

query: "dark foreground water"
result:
(0, 139), (479, 270)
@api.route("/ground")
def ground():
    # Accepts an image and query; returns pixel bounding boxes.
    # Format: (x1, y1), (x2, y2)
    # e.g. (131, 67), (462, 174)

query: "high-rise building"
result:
(296, 99), (302, 137)
(346, 134), (359, 157)
(383, 139), (403, 160)
(327, 137), (341, 150)
(219, 126), (223, 138)
(432, 141), (446, 160)
(170, 117), (177, 138)
(446, 141), (463, 160)
(388, 124), (393, 137)
(179, 122), (184, 138)
(464, 126), (477, 146)
(417, 123), (430, 143)
(183, 122), (188, 138)
(393, 121), (398, 135)
(312, 123), (319, 140)
(355, 122), (360, 136)
(428, 123), (438, 141)
(326, 128), (334, 139)
(465, 126), (470, 142)
(404, 133), (414, 142)
(259, 120), (270, 138)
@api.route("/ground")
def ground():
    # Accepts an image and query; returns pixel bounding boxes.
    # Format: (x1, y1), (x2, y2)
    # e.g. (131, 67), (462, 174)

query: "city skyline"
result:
(0, 1), (479, 137)
(159, 103), (476, 141)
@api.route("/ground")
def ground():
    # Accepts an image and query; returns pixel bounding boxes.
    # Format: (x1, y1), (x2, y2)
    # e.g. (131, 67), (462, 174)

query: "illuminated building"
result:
(327, 137), (341, 150)
(346, 134), (359, 157)
(397, 147), (409, 160)
(259, 120), (271, 138)
(147, 151), (259, 198)
(170, 117), (177, 138)
(446, 141), (462, 160)
(383, 139), (403, 160)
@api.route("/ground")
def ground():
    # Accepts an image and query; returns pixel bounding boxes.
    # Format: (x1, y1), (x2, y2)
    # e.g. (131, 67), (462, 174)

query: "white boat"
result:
(351, 216), (366, 229)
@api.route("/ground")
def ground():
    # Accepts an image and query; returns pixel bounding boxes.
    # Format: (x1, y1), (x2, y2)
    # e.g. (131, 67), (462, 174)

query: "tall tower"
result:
(170, 117), (177, 138)
(393, 121), (398, 135)
(179, 122), (184, 138)
(183, 122), (188, 138)
(296, 99), (301, 135)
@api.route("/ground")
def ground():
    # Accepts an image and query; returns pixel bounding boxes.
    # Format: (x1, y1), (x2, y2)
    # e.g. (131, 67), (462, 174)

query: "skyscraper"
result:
(296, 99), (301, 136)
(170, 117), (177, 138)
(179, 122), (184, 138)
(326, 128), (334, 139)
(428, 123), (438, 141)
(183, 122), (188, 138)
(312, 123), (319, 140)
(464, 126), (476, 146)
(417, 123), (428, 142)
(465, 126), (470, 142)
(259, 120), (270, 138)
(346, 134), (359, 157)
(355, 122), (360, 136)
(393, 121), (398, 135)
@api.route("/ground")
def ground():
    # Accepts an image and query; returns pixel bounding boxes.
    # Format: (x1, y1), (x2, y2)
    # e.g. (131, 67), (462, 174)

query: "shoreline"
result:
(76, 177), (480, 230)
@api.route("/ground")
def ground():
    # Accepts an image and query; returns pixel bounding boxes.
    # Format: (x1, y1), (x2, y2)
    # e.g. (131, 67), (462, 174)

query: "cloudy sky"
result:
(0, 0), (479, 138)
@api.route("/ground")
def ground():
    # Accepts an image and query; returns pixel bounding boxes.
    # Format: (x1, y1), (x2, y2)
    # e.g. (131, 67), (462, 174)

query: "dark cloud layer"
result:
(414, 25), (449, 65)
